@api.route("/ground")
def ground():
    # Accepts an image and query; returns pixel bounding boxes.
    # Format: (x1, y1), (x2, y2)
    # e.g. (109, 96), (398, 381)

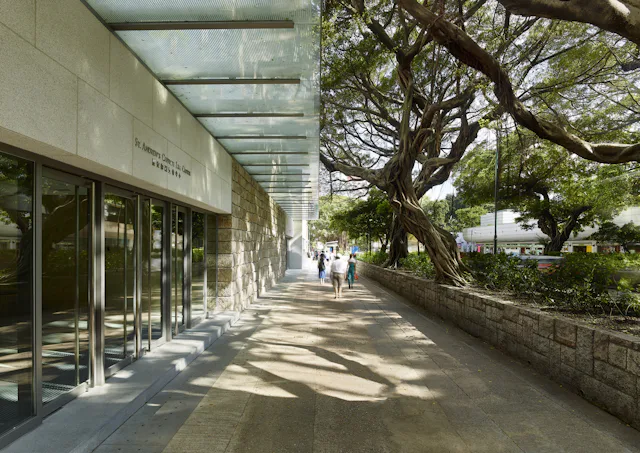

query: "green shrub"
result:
(399, 253), (435, 278)
(464, 252), (639, 317)
(359, 251), (388, 266)
(193, 248), (204, 263)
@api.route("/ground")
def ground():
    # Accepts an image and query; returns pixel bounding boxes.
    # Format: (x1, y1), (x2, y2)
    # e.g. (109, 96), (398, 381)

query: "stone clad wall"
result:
(358, 261), (640, 429)
(207, 161), (288, 312)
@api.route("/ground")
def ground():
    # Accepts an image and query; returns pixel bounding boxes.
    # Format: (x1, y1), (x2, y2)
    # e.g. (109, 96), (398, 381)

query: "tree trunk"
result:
(543, 235), (567, 254)
(383, 215), (408, 268)
(388, 182), (469, 286)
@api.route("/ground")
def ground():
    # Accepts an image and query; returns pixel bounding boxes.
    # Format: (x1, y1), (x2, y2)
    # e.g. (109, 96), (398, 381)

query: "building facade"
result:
(0, 0), (318, 446)
(462, 208), (640, 254)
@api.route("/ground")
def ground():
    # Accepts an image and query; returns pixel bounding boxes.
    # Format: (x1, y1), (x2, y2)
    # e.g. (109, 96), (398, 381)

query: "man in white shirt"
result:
(330, 255), (348, 299)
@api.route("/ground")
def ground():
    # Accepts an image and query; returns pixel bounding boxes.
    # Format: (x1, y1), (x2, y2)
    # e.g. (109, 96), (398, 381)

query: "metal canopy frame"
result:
(109, 20), (294, 30)
(163, 78), (301, 85)
(195, 113), (304, 118)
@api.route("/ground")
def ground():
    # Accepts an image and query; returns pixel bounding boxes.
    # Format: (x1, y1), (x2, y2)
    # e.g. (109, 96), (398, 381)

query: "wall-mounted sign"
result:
(135, 137), (191, 179)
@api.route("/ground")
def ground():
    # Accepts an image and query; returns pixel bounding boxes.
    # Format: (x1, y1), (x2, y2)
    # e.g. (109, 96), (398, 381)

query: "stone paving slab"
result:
(92, 265), (640, 453)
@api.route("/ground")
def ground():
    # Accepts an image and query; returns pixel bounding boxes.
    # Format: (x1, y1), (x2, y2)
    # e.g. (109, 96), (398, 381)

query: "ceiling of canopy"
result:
(83, 0), (321, 220)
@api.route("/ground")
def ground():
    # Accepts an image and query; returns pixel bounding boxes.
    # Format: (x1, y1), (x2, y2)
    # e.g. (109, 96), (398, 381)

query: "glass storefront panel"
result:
(171, 207), (185, 335)
(41, 174), (90, 403)
(142, 200), (163, 347)
(191, 212), (205, 321)
(104, 193), (136, 369)
(0, 152), (33, 433)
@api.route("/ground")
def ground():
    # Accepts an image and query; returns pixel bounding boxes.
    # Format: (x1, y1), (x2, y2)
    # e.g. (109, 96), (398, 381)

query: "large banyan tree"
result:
(321, 0), (640, 286)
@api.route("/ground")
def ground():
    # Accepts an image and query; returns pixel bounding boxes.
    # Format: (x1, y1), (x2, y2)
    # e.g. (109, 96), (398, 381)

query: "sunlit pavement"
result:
(93, 260), (640, 453)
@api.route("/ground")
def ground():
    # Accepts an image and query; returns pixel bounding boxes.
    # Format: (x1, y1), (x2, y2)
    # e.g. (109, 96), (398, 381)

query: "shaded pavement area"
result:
(93, 262), (640, 453)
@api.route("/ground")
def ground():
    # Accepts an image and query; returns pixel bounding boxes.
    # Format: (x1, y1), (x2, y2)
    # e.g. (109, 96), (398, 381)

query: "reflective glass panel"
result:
(191, 212), (205, 322)
(171, 208), (185, 335)
(0, 152), (33, 433)
(142, 200), (163, 347)
(171, 83), (316, 116)
(41, 175), (90, 403)
(104, 194), (136, 369)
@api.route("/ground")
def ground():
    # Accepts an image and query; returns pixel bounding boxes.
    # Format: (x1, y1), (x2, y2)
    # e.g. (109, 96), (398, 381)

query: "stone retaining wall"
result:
(207, 161), (287, 312)
(358, 261), (640, 429)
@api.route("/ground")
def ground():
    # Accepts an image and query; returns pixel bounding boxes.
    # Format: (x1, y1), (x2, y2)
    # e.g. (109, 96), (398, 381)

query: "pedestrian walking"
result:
(347, 253), (357, 289)
(318, 252), (327, 284)
(330, 254), (348, 298)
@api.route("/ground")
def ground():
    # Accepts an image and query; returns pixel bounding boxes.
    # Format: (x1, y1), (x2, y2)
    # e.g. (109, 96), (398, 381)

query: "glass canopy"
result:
(84, 0), (321, 219)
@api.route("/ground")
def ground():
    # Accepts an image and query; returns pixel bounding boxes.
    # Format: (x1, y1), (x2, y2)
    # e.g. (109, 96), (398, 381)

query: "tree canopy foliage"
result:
(590, 221), (640, 252)
(330, 189), (394, 250)
(321, 0), (640, 285)
(421, 194), (491, 232)
(456, 131), (638, 252)
(309, 194), (353, 246)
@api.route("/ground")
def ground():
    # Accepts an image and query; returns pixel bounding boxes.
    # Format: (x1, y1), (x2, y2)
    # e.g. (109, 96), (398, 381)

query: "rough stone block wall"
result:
(207, 161), (288, 312)
(358, 261), (640, 429)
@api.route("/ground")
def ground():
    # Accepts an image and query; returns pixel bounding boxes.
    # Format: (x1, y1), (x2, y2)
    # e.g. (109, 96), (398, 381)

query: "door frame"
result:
(102, 186), (138, 379)
(39, 167), (94, 416)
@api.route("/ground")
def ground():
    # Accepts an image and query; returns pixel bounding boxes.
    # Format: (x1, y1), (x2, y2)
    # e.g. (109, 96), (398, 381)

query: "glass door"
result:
(171, 207), (186, 336)
(191, 212), (205, 323)
(141, 199), (164, 349)
(0, 152), (34, 434)
(103, 190), (136, 372)
(41, 169), (91, 405)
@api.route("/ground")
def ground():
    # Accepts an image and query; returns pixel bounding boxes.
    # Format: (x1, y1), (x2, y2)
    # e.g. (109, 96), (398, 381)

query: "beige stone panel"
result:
(199, 128), (217, 170)
(0, 0), (35, 44)
(133, 119), (168, 190)
(36, 0), (110, 95)
(206, 170), (231, 214)
(217, 144), (233, 184)
(190, 159), (208, 204)
(153, 80), (182, 147)
(180, 113), (200, 158)
(0, 23), (77, 155)
(78, 81), (133, 174)
(220, 179), (233, 213)
(167, 142), (191, 196)
(110, 36), (153, 127)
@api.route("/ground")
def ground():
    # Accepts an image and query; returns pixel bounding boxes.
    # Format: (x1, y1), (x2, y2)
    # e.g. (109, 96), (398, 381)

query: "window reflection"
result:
(142, 200), (163, 347)
(191, 212), (205, 321)
(104, 194), (135, 369)
(41, 175), (90, 403)
(0, 152), (33, 433)
(172, 208), (185, 335)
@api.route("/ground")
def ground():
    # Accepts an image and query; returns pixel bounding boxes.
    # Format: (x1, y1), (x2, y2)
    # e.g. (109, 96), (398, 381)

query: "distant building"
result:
(462, 208), (640, 254)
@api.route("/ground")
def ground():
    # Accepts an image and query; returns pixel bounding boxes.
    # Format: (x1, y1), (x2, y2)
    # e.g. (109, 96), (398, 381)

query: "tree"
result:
(421, 195), (490, 232)
(456, 132), (636, 253)
(330, 189), (394, 254)
(591, 221), (640, 251)
(322, 0), (640, 285)
(397, 0), (640, 164)
(495, 0), (640, 48)
(309, 195), (354, 247)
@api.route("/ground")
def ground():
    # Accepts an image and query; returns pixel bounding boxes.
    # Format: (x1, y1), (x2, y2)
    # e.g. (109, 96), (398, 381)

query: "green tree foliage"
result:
(420, 195), (490, 232)
(330, 189), (393, 251)
(456, 132), (636, 253)
(591, 221), (640, 251)
(309, 195), (353, 246)
(321, 0), (640, 285)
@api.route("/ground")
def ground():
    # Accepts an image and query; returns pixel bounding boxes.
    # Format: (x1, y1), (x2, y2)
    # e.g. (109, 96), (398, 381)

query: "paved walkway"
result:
(93, 264), (640, 453)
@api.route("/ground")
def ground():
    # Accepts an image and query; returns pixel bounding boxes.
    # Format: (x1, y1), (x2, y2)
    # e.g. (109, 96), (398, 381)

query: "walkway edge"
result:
(3, 311), (242, 453)
(358, 261), (640, 431)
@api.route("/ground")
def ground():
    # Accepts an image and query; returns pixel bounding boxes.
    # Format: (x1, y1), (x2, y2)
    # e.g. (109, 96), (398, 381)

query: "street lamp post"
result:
(493, 123), (501, 255)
